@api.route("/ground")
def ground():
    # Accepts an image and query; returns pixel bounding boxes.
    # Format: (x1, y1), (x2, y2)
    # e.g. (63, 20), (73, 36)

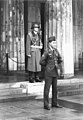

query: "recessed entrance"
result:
(24, 0), (45, 71)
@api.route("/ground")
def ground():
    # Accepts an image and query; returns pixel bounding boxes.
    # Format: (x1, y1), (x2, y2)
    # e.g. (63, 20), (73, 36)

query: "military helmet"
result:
(31, 22), (40, 29)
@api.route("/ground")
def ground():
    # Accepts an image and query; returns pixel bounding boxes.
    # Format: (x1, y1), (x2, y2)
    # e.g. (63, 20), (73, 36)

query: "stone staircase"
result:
(58, 82), (83, 97)
(0, 78), (83, 102)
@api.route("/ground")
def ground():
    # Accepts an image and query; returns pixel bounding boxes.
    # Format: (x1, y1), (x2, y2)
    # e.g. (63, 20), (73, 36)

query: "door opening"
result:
(24, 0), (28, 71)
(24, 1), (45, 71)
(40, 2), (45, 55)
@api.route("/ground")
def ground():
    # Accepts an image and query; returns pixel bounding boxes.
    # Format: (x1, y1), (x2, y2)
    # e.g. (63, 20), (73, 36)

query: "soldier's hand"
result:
(58, 69), (60, 76)
(28, 55), (31, 57)
(39, 45), (43, 49)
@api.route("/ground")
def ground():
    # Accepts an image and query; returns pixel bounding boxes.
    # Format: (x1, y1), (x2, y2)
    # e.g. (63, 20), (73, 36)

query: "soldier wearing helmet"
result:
(26, 22), (43, 83)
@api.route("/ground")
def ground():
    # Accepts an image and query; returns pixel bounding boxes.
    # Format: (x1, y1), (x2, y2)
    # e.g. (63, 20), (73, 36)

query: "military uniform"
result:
(26, 22), (42, 82)
(40, 36), (62, 110)
(26, 32), (42, 72)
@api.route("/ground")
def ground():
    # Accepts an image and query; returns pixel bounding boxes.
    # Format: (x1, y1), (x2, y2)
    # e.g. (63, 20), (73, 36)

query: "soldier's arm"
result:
(39, 51), (48, 66)
(57, 51), (63, 64)
(39, 30), (43, 49)
(26, 35), (31, 57)
(39, 40), (43, 49)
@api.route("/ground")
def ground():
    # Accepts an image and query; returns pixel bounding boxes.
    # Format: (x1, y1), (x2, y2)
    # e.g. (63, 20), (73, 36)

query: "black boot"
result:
(35, 72), (41, 82)
(29, 72), (35, 83)
(29, 77), (35, 83)
(35, 76), (41, 82)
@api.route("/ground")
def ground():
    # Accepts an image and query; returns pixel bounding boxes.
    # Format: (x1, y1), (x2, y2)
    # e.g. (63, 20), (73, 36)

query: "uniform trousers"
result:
(44, 75), (57, 107)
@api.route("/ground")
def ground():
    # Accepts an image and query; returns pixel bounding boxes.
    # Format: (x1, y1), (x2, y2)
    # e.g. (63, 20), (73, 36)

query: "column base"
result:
(63, 73), (74, 79)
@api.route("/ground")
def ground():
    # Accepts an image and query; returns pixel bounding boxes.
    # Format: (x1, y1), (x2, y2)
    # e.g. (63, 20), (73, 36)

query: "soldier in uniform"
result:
(26, 22), (43, 83)
(40, 36), (63, 110)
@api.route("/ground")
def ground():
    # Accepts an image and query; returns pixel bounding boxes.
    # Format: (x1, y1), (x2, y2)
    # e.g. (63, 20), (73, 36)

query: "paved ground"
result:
(0, 98), (83, 120)
(0, 71), (83, 119)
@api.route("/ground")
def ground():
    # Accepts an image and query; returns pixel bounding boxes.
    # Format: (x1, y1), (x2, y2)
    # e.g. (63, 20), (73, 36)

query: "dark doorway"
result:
(24, 0), (28, 71)
(24, 1), (45, 71)
(40, 2), (45, 55)
(40, 2), (45, 79)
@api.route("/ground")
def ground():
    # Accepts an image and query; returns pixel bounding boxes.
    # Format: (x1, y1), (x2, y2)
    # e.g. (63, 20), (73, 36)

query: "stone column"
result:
(46, 0), (74, 78)
(45, 1), (49, 50)
(61, 0), (74, 78)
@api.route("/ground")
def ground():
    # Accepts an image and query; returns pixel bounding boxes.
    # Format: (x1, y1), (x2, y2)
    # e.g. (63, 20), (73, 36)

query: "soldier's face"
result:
(50, 41), (57, 49)
(33, 27), (39, 35)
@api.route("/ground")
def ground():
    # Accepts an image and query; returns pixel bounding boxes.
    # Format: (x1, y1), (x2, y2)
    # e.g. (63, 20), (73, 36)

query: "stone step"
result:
(58, 83), (80, 91)
(0, 81), (83, 103)
(0, 84), (81, 97)
(0, 82), (43, 97)
(58, 88), (83, 97)
(79, 83), (83, 88)
(0, 88), (23, 96)
(0, 82), (82, 97)
(58, 82), (83, 97)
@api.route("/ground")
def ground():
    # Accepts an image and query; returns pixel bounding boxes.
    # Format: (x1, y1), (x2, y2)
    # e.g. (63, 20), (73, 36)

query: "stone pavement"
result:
(0, 98), (83, 120)
(0, 72), (83, 119)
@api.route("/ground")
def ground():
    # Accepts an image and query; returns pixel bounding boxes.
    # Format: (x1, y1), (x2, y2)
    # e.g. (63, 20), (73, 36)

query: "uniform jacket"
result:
(40, 49), (62, 77)
(26, 32), (42, 72)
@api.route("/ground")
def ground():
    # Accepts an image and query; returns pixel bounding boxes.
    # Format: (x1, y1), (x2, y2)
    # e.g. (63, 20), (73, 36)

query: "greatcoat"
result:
(26, 32), (42, 72)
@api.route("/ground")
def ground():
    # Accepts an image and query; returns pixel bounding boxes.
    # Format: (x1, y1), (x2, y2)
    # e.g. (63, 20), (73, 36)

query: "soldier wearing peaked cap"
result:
(40, 36), (63, 110)
(26, 22), (43, 83)
(48, 36), (55, 42)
